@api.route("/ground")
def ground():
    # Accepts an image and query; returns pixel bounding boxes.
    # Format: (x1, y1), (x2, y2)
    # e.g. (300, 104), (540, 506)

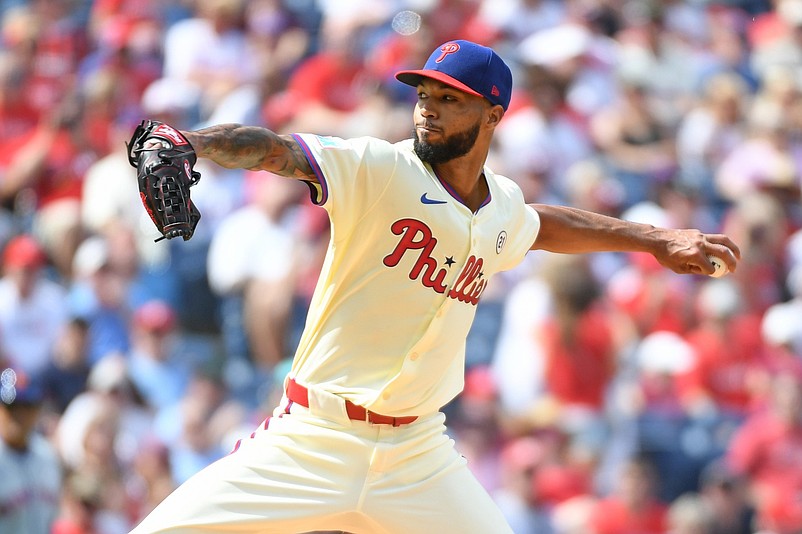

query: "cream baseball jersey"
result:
(290, 134), (541, 416)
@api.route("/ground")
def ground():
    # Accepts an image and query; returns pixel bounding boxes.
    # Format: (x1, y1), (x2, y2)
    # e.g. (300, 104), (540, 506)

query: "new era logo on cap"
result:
(395, 40), (513, 111)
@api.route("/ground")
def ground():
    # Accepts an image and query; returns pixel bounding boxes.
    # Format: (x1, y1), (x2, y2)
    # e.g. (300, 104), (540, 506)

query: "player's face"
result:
(412, 80), (486, 165)
(0, 403), (41, 449)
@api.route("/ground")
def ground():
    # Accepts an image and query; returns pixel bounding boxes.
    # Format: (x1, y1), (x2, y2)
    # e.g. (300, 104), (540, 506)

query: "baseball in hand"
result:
(707, 255), (729, 278)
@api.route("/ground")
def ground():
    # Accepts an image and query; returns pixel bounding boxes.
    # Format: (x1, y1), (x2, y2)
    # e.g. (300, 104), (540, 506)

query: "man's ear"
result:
(486, 105), (505, 129)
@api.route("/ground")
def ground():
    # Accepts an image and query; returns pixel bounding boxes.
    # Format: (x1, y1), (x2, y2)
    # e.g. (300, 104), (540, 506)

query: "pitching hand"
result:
(652, 228), (740, 276)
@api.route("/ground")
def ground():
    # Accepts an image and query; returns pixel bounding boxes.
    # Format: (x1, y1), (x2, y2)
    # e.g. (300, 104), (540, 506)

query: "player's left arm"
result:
(529, 204), (740, 276)
(182, 124), (317, 182)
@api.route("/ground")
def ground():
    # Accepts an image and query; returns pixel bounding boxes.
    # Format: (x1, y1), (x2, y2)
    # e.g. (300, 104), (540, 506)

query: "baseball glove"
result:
(127, 120), (202, 242)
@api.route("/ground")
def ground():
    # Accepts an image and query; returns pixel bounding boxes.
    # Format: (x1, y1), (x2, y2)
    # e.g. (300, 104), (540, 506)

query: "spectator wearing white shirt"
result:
(0, 235), (68, 375)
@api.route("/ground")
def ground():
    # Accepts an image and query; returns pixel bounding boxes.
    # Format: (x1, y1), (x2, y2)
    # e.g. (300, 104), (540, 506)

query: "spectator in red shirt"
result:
(727, 371), (802, 534)
(678, 277), (765, 418)
(277, 27), (372, 133)
(0, 52), (39, 153)
(606, 251), (692, 339)
(0, 97), (97, 278)
(539, 255), (615, 415)
(588, 454), (669, 534)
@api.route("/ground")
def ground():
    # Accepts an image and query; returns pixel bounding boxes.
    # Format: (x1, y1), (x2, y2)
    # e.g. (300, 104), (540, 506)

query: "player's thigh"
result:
(367, 452), (514, 534)
(130, 415), (366, 533)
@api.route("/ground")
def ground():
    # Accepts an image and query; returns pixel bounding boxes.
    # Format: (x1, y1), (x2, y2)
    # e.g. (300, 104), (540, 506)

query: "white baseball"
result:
(707, 255), (729, 278)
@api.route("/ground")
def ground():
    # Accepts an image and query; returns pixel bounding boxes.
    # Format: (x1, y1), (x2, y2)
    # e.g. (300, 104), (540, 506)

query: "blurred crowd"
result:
(0, 0), (802, 533)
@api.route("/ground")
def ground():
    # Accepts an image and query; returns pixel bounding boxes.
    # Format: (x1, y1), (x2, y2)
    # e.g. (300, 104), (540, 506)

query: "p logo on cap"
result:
(435, 43), (461, 63)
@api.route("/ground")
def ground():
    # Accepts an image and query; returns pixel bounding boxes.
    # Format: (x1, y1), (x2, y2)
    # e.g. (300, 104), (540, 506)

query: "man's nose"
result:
(417, 102), (437, 118)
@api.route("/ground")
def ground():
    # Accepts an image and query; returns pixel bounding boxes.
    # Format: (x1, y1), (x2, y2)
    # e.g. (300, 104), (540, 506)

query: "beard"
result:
(413, 121), (481, 165)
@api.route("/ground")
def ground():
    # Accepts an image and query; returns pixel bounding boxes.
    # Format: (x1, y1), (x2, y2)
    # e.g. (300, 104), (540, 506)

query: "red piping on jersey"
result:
(291, 134), (328, 205)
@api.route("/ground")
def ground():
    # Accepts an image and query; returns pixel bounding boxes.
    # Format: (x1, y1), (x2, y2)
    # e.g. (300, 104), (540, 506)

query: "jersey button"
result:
(382, 392), (391, 400)
(410, 352), (419, 361)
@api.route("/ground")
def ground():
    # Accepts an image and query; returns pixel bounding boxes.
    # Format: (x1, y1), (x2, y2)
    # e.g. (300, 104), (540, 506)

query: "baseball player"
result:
(0, 367), (62, 534)
(128, 40), (740, 533)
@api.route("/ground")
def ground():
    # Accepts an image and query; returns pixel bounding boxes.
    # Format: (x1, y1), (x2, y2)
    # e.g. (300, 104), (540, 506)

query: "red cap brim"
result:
(395, 69), (484, 98)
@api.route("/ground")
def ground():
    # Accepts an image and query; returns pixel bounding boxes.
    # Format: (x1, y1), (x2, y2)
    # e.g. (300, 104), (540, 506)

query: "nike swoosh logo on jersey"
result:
(420, 193), (447, 205)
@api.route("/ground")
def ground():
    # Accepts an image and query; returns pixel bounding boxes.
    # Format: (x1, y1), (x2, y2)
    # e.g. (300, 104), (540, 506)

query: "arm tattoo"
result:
(185, 124), (316, 181)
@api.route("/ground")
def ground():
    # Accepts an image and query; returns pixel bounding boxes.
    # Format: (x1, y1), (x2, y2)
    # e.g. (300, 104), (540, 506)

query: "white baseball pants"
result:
(129, 389), (514, 533)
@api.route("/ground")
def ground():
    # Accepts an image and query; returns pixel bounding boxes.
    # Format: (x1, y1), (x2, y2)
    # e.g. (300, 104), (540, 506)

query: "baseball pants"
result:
(129, 385), (514, 533)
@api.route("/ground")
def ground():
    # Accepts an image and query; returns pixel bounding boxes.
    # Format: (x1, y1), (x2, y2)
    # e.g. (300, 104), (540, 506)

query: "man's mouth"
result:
(417, 124), (441, 134)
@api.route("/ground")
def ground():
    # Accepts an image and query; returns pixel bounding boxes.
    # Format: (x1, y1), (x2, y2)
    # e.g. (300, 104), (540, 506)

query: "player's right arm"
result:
(530, 203), (740, 276)
(182, 123), (317, 183)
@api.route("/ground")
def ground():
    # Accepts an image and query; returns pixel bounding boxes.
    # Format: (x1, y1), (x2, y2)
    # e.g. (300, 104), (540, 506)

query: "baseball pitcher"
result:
(128, 40), (740, 533)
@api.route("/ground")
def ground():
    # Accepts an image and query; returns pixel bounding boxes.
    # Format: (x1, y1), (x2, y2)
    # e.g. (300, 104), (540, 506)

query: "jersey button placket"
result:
(470, 217), (479, 250)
